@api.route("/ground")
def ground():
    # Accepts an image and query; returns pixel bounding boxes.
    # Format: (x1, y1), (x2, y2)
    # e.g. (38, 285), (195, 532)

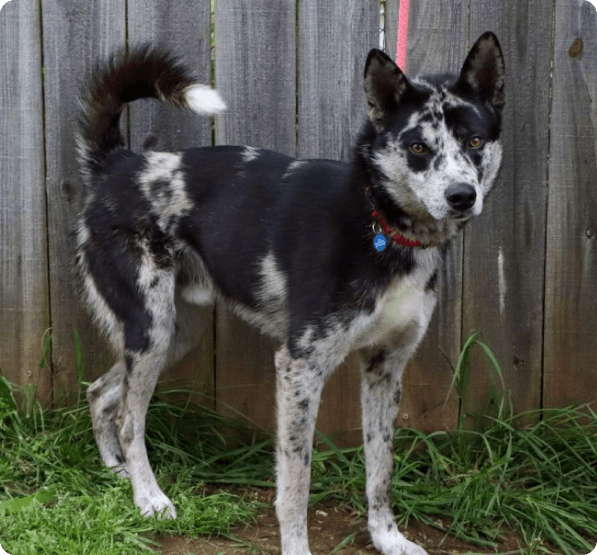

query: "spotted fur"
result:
(75, 33), (505, 554)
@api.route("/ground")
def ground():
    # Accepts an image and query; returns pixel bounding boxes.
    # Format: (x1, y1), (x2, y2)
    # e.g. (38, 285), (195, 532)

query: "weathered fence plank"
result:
(213, 0), (296, 431)
(0, 0), (51, 404)
(215, 0), (296, 156)
(127, 0), (215, 405)
(385, 0), (469, 432)
(298, 0), (378, 444)
(298, 1), (378, 161)
(128, 0), (213, 152)
(42, 0), (126, 403)
(544, 0), (597, 409)
(463, 0), (552, 425)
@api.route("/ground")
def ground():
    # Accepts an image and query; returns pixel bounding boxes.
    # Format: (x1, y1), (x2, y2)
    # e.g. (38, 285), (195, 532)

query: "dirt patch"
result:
(155, 488), (521, 554)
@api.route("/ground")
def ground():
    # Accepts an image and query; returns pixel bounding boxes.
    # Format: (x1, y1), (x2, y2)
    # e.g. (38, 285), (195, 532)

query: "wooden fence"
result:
(1, 0), (595, 443)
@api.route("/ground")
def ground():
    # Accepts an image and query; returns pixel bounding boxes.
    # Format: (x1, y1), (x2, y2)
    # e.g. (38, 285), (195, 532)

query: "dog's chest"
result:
(353, 257), (439, 350)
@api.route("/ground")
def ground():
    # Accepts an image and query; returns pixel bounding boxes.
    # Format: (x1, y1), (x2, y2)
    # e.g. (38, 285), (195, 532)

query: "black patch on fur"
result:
(124, 353), (134, 373)
(425, 270), (438, 292)
(433, 154), (446, 171)
(365, 350), (387, 373)
(444, 104), (501, 144)
(149, 179), (174, 200)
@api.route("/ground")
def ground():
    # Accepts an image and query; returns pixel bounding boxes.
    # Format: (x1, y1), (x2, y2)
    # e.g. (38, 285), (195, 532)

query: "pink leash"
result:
(395, 0), (410, 70)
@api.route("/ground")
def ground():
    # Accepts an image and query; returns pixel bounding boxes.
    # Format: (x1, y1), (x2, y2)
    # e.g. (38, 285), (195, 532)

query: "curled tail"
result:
(76, 45), (226, 182)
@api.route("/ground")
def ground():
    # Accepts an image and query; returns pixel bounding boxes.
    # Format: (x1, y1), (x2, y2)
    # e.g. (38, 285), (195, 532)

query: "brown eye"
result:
(409, 143), (426, 155)
(468, 136), (484, 149)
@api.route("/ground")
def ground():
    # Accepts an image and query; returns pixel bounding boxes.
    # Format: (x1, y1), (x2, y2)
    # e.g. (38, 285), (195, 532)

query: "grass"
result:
(0, 376), (267, 555)
(310, 407), (597, 554)
(1, 332), (596, 555)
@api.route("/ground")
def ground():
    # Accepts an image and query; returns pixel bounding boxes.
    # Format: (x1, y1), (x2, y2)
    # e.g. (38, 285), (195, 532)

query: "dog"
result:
(74, 32), (504, 555)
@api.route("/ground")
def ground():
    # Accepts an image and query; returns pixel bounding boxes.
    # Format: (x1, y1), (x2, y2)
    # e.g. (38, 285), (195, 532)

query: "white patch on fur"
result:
(180, 285), (215, 306)
(183, 84), (226, 115)
(480, 140), (503, 194)
(241, 146), (260, 163)
(282, 160), (307, 181)
(178, 248), (217, 306)
(355, 248), (439, 350)
(138, 151), (192, 232)
(226, 251), (288, 340)
(259, 251), (287, 302)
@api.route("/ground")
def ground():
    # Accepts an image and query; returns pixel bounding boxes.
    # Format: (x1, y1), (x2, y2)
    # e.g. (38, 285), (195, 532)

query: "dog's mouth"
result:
(451, 210), (473, 221)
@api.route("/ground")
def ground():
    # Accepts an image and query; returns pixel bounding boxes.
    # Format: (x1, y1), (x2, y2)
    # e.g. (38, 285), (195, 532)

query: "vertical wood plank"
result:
(385, 0), (399, 62)
(215, 0), (296, 156)
(214, 0), (296, 432)
(42, 0), (126, 404)
(0, 0), (51, 404)
(127, 0), (215, 406)
(298, 0), (378, 444)
(463, 0), (553, 425)
(127, 0), (213, 152)
(383, 0), (469, 432)
(544, 0), (597, 409)
(298, 1), (378, 161)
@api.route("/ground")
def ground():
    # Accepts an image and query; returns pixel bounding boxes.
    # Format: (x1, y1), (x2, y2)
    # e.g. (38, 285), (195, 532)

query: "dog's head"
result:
(363, 32), (505, 240)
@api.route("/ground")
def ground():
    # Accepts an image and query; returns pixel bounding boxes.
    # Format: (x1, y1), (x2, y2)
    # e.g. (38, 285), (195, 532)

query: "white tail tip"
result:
(184, 84), (227, 115)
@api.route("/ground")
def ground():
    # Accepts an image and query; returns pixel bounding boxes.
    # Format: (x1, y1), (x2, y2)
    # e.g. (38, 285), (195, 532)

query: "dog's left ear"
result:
(457, 32), (505, 110)
(364, 49), (411, 130)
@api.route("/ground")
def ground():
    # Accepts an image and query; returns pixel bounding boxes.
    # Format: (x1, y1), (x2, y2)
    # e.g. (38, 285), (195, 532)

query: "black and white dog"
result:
(75, 32), (504, 555)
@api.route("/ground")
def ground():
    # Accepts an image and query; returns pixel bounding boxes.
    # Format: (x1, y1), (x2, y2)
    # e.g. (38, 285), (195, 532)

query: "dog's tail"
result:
(76, 45), (226, 182)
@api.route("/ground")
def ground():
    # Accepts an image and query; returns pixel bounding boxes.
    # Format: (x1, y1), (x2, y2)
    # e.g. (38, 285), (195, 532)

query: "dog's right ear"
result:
(364, 49), (411, 130)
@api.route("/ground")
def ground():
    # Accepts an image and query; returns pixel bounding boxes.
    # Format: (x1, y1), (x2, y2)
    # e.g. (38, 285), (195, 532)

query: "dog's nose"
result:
(445, 183), (477, 211)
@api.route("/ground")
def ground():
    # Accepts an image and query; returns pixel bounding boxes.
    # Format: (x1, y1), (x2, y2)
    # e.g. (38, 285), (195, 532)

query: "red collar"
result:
(370, 208), (423, 248)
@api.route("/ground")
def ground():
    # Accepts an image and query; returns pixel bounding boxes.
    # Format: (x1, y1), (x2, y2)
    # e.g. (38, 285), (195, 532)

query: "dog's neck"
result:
(364, 186), (427, 248)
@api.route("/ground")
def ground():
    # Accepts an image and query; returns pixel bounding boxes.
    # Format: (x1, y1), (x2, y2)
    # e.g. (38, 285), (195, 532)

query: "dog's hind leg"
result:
(87, 297), (209, 483)
(117, 344), (176, 518)
(87, 360), (128, 476)
(274, 346), (328, 555)
(112, 268), (179, 518)
(359, 346), (429, 555)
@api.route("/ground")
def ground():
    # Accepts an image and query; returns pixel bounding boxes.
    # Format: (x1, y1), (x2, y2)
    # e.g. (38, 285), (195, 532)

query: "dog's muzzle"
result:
(445, 183), (477, 212)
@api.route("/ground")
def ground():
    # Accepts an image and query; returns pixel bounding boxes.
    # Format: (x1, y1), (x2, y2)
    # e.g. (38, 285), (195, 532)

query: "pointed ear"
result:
(458, 32), (505, 109)
(364, 49), (411, 130)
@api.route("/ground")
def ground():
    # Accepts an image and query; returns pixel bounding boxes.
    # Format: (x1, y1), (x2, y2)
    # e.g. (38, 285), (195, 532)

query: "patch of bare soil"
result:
(155, 489), (523, 555)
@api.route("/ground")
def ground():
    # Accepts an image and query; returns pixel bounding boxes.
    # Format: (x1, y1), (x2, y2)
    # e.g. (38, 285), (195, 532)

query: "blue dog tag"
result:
(374, 234), (386, 251)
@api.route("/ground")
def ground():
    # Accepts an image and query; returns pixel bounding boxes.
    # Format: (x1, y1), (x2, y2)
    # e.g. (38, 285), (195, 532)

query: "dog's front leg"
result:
(360, 347), (429, 555)
(274, 347), (326, 555)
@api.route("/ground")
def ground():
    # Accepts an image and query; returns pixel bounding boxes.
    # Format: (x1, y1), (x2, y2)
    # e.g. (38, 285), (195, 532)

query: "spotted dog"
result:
(75, 34), (505, 555)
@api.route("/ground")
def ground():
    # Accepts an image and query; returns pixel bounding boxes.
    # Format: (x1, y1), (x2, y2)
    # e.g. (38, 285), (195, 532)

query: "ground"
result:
(155, 488), (521, 555)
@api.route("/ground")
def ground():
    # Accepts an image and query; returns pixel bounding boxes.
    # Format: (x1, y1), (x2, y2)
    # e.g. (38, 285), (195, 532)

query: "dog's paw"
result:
(390, 538), (428, 555)
(375, 535), (428, 555)
(135, 491), (177, 519)
(369, 520), (428, 555)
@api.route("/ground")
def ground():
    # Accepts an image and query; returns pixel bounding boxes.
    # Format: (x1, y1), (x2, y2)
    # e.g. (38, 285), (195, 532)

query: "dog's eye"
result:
(409, 143), (427, 155)
(468, 136), (484, 149)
